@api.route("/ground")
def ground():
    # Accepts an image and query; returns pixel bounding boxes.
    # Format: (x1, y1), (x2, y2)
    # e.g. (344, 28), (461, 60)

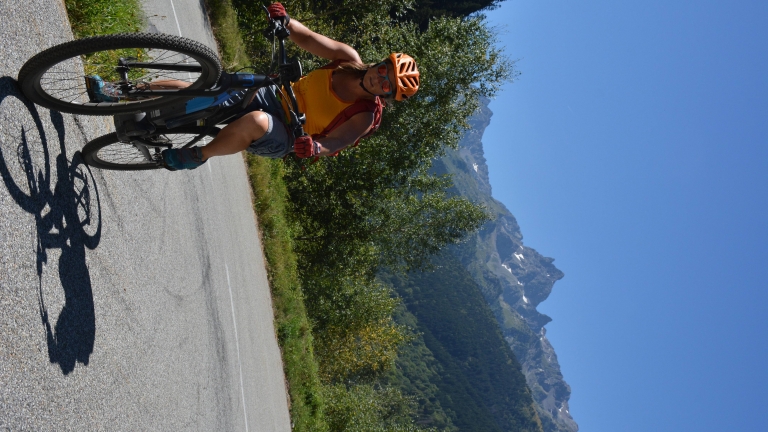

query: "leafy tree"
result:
(310, 277), (411, 381)
(232, 0), (412, 68)
(393, 0), (508, 30)
(284, 16), (513, 275)
(323, 383), (437, 432)
(277, 14), (514, 388)
(233, 6), (514, 262)
(230, 4), (521, 428)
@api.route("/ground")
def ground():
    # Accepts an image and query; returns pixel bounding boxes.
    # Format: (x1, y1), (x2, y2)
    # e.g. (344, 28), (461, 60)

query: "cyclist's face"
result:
(366, 62), (396, 97)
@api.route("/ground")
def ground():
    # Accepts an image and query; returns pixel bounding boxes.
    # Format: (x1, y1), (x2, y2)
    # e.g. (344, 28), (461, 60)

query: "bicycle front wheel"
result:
(82, 127), (219, 170)
(18, 33), (221, 115)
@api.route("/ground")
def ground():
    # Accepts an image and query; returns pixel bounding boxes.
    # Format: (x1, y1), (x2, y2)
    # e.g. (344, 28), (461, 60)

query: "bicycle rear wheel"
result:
(82, 127), (219, 170)
(18, 33), (221, 115)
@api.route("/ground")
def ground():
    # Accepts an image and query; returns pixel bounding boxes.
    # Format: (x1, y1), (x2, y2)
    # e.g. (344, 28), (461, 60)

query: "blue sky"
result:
(481, 1), (768, 431)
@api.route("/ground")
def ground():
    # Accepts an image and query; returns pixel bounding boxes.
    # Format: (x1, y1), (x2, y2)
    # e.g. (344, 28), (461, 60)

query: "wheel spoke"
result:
(21, 33), (220, 115)
(91, 133), (214, 168)
(39, 46), (206, 107)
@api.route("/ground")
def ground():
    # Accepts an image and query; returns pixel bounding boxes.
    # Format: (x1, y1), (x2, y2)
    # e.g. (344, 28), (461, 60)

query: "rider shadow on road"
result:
(0, 76), (102, 375)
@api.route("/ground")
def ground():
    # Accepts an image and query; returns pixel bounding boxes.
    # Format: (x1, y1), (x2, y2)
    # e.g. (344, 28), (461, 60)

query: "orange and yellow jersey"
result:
(279, 67), (357, 137)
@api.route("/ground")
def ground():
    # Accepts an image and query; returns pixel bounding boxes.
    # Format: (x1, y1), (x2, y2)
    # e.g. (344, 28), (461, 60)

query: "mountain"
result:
(381, 252), (544, 432)
(432, 96), (578, 432)
(380, 97), (576, 432)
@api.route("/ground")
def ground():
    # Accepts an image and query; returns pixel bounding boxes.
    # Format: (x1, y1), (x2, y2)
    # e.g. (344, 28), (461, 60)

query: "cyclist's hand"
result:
(267, 3), (290, 25)
(294, 135), (320, 158)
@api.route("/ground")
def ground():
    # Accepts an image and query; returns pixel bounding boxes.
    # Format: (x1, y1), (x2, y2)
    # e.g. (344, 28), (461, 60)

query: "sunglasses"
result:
(375, 62), (393, 95)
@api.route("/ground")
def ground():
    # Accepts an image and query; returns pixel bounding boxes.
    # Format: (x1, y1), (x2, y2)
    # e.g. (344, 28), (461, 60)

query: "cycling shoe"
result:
(85, 75), (121, 102)
(161, 147), (206, 171)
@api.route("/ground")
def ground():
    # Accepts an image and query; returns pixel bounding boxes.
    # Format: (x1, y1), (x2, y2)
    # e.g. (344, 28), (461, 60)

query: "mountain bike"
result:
(17, 13), (305, 170)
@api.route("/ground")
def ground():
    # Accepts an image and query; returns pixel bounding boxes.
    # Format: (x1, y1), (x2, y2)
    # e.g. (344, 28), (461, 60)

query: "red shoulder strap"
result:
(313, 97), (383, 156)
(360, 97), (384, 140)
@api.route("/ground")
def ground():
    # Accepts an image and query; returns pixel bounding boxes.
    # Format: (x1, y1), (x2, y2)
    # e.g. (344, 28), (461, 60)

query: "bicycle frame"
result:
(114, 73), (271, 142)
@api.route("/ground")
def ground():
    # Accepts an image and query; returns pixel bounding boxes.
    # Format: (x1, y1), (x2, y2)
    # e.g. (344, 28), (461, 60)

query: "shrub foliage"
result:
(232, 1), (516, 429)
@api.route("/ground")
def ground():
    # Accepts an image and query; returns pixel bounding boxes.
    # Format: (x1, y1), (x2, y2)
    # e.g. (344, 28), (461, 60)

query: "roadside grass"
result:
(245, 156), (327, 431)
(201, 0), (251, 70)
(63, 0), (327, 430)
(64, 0), (143, 38)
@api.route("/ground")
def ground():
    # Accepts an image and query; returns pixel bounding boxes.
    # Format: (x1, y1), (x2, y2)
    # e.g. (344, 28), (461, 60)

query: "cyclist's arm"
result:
(314, 112), (374, 156)
(286, 19), (361, 63)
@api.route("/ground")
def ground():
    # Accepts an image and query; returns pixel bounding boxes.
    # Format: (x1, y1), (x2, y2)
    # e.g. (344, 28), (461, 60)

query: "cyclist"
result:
(159, 2), (420, 170)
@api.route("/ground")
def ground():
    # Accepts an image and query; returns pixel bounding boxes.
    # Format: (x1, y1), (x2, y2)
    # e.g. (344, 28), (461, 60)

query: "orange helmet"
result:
(389, 53), (420, 101)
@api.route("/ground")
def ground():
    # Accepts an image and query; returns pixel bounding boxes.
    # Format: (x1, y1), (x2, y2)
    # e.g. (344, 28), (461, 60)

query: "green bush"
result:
(310, 277), (410, 382)
(323, 383), (436, 432)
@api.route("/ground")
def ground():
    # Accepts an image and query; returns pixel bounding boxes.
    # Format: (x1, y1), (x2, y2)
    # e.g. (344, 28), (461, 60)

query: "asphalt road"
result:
(0, 1), (291, 430)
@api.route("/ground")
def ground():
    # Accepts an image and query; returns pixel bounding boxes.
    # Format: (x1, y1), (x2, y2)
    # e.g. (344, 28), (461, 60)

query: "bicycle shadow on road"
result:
(0, 76), (102, 375)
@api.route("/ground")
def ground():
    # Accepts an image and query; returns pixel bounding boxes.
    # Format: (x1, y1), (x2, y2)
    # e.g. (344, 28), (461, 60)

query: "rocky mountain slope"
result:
(432, 97), (578, 432)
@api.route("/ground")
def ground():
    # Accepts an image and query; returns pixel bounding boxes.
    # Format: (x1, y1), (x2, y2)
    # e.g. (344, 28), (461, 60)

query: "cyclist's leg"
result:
(162, 84), (291, 169)
(200, 111), (271, 159)
(146, 79), (190, 90)
(86, 78), (191, 102)
(162, 110), (291, 170)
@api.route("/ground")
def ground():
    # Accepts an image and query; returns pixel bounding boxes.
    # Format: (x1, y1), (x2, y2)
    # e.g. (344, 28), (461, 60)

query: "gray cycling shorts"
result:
(246, 113), (294, 158)
(243, 86), (294, 158)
